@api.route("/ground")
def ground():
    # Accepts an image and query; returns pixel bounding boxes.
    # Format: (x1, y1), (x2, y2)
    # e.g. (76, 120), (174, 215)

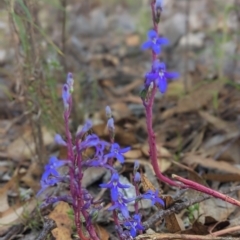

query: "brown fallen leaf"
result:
(124, 149), (142, 159)
(94, 224), (110, 240)
(0, 199), (37, 236)
(141, 174), (183, 233)
(164, 196), (184, 233)
(49, 201), (74, 240)
(7, 126), (54, 160)
(183, 154), (240, 175)
(162, 81), (224, 120)
(125, 34), (140, 46)
(198, 111), (238, 133)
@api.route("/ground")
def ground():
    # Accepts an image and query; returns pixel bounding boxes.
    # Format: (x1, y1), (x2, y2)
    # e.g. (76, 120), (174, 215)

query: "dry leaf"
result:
(142, 143), (171, 158)
(164, 196), (184, 233)
(94, 224), (110, 240)
(183, 154), (240, 175)
(7, 126), (54, 160)
(0, 199), (37, 235)
(49, 201), (74, 240)
(125, 34), (140, 46)
(199, 111), (238, 133)
(162, 81), (224, 120)
(124, 149), (142, 159)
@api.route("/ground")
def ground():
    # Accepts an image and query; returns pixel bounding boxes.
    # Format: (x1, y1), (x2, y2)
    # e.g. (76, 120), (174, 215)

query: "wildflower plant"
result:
(38, 0), (240, 239)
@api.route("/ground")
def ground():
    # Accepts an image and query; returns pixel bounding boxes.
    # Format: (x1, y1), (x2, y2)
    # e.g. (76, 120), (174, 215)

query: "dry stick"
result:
(143, 185), (240, 229)
(36, 218), (56, 240)
(135, 233), (239, 240)
(172, 174), (240, 207)
(210, 225), (240, 237)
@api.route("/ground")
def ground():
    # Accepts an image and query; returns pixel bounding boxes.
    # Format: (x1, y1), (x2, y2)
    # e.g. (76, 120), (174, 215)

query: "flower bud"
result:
(107, 118), (115, 133)
(67, 72), (74, 93)
(62, 84), (70, 109)
(105, 106), (112, 119)
(134, 172), (141, 183)
(134, 160), (140, 172)
(154, 0), (163, 23)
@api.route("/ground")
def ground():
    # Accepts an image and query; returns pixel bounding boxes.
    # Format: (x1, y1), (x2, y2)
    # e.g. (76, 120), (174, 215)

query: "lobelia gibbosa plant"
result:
(38, 0), (240, 239)
(140, 0), (240, 208)
(38, 73), (165, 239)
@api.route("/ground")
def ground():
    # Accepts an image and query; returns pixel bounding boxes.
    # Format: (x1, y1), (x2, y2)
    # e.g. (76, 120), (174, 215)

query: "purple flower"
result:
(41, 156), (68, 182)
(145, 61), (179, 93)
(142, 30), (168, 55)
(141, 190), (165, 206)
(124, 214), (144, 237)
(80, 134), (100, 150)
(37, 177), (59, 196)
(155, 0), (163, 9)
(108, 193), (133, 219)
(105, 143), (130, 163)
(54, 134), (67, 146)
(100, 173), (129, 201)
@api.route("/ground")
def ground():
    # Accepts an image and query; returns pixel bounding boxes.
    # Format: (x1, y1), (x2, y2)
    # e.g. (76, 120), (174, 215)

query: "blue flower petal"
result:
(141, 40), (152, 50)
(119, 147), (131, 154)
(148, 29), (158, 39)
(153, 44), (161, 54)
(116, 153), (124, 163)
(111, 187), (119, 201)
(165, 72), (179, 79)
(158, 78), (167, 93)
(156, 37), (169, 45)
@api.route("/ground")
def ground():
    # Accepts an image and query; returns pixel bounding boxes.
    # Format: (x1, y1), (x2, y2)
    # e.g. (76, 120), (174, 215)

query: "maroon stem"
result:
(172, 174), (240, 207)
(144, 87), (182, 188)
(64, 99), (98, 240)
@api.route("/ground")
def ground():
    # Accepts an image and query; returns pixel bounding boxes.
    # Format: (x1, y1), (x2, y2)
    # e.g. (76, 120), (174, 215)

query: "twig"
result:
(143, 185), (240, 229)
(0, 224), (24, 240)
(135, 233), (239, 240)
(36, 217), (56, 240)
(210, 225), (240, 237)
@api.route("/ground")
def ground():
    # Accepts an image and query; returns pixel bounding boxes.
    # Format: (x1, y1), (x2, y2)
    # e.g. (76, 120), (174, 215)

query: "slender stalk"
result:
(144, 0), (182, 188)
(172, 174), (240, 207)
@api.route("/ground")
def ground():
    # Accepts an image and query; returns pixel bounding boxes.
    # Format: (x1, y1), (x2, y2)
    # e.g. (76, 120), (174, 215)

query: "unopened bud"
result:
(62, 84), (70, 109)
(107, 118), (115, 133)
(134, 160), (140, 172)
(67, 73), (74, 93)
(105, 106), (112, 119)
(134, 172), (141, 183)
(154, 0), (163, 23)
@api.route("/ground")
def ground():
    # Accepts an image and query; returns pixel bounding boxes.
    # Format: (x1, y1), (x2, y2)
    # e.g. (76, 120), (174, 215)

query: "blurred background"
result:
(1, 0), (240, 239)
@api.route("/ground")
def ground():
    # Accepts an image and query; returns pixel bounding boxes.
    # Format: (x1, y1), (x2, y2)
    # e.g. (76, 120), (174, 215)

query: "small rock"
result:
(179, 32), (205, 48)
(162, 13), (187, 47)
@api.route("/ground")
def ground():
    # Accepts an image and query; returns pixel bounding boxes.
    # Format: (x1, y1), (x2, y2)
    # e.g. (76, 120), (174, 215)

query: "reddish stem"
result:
(144, 88), (182, 188)
(172, 174), (240, 207)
